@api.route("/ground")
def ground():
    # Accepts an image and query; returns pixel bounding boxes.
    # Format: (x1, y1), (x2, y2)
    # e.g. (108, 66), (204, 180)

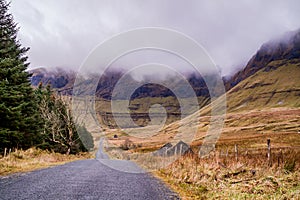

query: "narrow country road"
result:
(0, 139), (179, 200)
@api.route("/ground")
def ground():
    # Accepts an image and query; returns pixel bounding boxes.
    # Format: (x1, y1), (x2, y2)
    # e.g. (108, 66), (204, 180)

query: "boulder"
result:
(153, 141), (193, 156)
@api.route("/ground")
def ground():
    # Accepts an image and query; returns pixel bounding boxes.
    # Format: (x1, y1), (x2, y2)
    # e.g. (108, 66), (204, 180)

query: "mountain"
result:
(29, 29), (300, 130)
(226, 29), (300, 90)
(30, 68), (210, 100)
(139, 29), (300, 150)
(223, 29), (300, 111)
(29, 68), (211, 128)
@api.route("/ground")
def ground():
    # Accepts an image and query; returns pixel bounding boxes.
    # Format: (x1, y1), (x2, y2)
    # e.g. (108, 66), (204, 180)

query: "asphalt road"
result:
(0, 139), (179, 200)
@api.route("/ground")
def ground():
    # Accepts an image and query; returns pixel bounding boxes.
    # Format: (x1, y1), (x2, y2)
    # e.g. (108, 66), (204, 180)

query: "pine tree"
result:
(0, 0), (42, 152)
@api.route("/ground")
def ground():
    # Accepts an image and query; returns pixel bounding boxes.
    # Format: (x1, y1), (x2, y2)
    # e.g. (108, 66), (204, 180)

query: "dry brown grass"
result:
(156, 148), (300, 199)
(0, 148), (93, 176)
(102, 108), (300, 155)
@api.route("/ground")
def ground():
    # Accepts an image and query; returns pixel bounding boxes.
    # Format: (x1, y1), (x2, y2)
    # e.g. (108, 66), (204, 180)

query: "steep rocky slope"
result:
(226, 29), (300, 90)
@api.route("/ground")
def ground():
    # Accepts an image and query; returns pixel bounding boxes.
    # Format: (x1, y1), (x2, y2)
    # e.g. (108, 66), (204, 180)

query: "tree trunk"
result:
(66, 147), (71, 155)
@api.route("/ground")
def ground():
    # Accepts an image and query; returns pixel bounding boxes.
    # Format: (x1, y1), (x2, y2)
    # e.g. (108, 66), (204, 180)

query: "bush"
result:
(120, 139), (133, 150)
(284, 160), (296, 173)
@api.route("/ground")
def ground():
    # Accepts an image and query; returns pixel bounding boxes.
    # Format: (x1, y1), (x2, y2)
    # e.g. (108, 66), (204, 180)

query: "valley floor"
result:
(101, 107), (300, 199)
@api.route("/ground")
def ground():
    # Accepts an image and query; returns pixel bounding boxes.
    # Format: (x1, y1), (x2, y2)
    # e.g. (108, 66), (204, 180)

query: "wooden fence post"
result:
(216, 151), (220, 164)
(277, 149), (283, 167)
(267, 139), (272, 166)
(235, 144), (238, 162)
(4, 148), (7, 157)
(226, 148), (229, 158)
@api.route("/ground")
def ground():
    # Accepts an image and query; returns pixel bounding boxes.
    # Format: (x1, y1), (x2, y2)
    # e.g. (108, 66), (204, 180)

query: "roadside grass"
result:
(0, 148), (93, 176)
(155, 148), (300, 199)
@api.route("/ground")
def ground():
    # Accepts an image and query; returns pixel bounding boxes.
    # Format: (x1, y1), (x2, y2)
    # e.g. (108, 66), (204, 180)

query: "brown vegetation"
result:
(156, 147), (300, 199)
(0, 148), (93, 176)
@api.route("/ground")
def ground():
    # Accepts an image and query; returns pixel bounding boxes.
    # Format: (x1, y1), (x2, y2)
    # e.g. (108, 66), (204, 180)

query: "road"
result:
(0, 139), (179, 200)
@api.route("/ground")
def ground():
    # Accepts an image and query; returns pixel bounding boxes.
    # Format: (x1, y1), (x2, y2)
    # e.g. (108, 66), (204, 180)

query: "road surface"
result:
(0, 139), (179, 200)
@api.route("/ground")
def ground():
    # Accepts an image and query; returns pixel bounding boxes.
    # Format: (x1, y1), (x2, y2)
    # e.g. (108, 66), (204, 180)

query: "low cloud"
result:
(11, 0), (300, 76)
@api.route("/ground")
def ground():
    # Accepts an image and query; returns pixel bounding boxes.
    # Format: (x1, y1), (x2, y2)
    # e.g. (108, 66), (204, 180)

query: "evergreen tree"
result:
(0, 0), (42, 152)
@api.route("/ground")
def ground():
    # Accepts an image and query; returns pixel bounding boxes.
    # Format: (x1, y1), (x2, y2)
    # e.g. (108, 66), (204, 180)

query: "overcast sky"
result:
(10, 0), (300, 76)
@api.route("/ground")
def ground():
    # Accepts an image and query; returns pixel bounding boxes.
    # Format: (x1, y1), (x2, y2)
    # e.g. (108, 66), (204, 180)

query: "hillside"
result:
(191, 58), (300, 147)
(104, 30), (300, 154)
(226, 58), (300, 112)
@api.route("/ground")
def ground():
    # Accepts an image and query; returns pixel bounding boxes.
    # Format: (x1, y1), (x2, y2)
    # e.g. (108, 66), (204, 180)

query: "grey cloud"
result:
(10, 0), (300, 76)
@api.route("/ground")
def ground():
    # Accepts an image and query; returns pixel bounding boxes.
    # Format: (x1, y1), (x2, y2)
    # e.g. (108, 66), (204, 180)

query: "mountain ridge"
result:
(226, 29), (300, 90)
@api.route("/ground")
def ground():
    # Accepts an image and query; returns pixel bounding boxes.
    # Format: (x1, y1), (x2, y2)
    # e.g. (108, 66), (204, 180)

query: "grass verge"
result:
(154, 149), (300, 199)
(0, 148), (93, 176)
